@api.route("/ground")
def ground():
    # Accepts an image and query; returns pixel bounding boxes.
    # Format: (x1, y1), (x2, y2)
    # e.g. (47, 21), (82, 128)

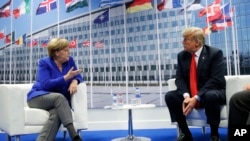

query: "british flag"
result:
(36, 0), (57, 15)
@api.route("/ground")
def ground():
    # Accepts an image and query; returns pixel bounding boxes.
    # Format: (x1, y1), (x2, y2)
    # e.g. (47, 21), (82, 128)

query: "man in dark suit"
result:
(165, 27), (226, 141)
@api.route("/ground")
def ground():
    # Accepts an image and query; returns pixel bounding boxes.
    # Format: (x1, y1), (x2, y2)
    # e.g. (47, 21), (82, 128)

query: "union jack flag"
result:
(36, 0), (57, 15)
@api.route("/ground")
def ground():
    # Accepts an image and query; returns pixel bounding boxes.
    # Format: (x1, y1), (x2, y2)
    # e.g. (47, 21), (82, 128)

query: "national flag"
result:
(94, 10), (109, 24)
(0, 29), (4, 39)
(94, 39), (104, 48)
(13, 0), (30, 19)
(4, 31), (15, 44)
(179, 0), (204, 14)
(69, 39), (76, 48)
(15, 34), (26, 45)
(27, 39), (38, 47)
(198, 0), (222, 23)
(210, 3), (233, 31)
(157, 0), (182, 11)
(82, 40), (90, 47)
(36, 0), (57, 15)
(65, 0), (88, 13)
(99, 0), (123, 8)
(0, 0), (11, 18)
(41, 38), (50, 47)
(126, 0), (153, 14)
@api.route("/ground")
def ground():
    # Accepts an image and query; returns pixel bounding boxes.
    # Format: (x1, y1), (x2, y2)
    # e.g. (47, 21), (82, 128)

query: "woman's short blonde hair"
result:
(182, 27), (205, 45)
(47, 38), (69, 58)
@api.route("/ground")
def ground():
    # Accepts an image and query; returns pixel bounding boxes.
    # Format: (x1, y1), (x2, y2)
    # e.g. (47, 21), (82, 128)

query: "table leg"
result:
(111, 109), (151, 141)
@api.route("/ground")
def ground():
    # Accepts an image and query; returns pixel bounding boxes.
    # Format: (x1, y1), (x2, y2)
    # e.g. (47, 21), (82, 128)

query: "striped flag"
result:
(126, 0), (153, 14)
(13, 0), (30, 18)
(0, 0), (11, 18)
(82, 40), (90, 47)
(157, 0), (182, 11)
(65, 0), (88, 13)
(94, 39), (104, 48)
(99, 0), (123, 8)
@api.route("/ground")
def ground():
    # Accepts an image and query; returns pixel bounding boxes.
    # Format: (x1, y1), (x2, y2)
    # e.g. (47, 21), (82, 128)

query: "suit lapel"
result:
(197, 46), (207, 77)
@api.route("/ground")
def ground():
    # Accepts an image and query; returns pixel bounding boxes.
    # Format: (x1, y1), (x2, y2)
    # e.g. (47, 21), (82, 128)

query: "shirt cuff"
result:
(183, 93), (190, 98)
(194, 95), (201, 101)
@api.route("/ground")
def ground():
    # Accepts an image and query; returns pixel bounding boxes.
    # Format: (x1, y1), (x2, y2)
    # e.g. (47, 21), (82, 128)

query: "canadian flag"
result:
(69, 39), (76, 48)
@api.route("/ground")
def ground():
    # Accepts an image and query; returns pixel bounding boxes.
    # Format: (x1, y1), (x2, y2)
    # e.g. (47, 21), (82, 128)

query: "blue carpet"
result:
(0, 128), (227, 141)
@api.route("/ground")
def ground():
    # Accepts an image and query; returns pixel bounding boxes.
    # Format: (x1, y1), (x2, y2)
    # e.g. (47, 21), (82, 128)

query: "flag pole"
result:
(29, 0), (33, 83)
(88, 0), (93, 108)
(123, 3), (129, 104)
(221, 0), (231, 75)
(108, 7), (112, 96)
(57, 0), (60, 37)
(205, 0), (211, 44)
(154, 0), (163, 106)
(183, 0), (188, 28)
(233, 6), (240, 75)
(9, 1), (13, 84)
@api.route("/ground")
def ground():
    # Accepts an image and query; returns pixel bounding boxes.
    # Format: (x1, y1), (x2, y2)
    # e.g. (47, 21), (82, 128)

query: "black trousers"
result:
(165, 89), (225, 133)
(228, 90), (250, 141)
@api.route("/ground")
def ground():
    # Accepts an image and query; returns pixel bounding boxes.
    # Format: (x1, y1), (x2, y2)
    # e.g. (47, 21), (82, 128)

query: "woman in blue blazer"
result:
(27, 38), (83, 141)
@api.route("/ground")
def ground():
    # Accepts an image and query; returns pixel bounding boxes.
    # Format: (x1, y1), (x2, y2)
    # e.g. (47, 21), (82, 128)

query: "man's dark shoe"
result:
(210, 135), (220, 141)
(73, 135), (83, 141)
(176, 134), (193, 141)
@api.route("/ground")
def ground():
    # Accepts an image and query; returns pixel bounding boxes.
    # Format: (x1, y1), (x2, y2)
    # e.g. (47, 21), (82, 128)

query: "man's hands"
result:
(182, 96), (198, 116)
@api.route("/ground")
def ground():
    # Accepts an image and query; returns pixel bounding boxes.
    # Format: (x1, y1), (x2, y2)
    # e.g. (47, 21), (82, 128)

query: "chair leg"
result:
(7, 135), (11, 141)
(202, 127), (206, 134)
(63, 131), (67, 139)
(77, 129), (81, 135)
(14, 135), (20, 141)
(176, 125), (181, 137)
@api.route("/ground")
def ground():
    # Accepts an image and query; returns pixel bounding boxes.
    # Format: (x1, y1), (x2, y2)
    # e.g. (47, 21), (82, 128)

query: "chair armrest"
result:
(71, 83), (88, 128)
(225, 75), (250, 105)
(0, 84), (32, 135)
(167, 78), (177, 91)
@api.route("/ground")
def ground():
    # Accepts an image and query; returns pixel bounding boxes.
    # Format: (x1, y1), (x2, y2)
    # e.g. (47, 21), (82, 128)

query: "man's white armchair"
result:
(0, 83), (88, 141)
(167, 75), (250, 135)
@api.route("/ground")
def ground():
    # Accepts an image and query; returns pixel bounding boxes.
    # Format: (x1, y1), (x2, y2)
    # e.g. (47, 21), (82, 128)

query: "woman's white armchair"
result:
(0, 83), (88, 141)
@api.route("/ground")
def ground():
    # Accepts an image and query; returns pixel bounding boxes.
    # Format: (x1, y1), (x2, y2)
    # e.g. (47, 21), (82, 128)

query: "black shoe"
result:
(176, 134), (193, 141)
(210, 135), (220, 141)
(73, 135), (83, 141)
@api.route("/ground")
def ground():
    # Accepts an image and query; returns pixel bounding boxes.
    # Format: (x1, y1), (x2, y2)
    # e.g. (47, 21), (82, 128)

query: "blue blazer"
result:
(175, 45), (226, 97)
(27, 56), (83, 103)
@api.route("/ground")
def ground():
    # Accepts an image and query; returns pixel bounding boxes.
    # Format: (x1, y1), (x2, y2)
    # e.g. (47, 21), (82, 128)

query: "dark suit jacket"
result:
(175, 45), (226, 98)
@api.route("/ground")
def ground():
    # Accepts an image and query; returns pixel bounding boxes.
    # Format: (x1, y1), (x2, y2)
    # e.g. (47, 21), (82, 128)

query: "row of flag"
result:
(0, 0), (234, 46)
(0, 30), (104, 48)
(0, 0), (88, 19)
(201, 0), (234, 34)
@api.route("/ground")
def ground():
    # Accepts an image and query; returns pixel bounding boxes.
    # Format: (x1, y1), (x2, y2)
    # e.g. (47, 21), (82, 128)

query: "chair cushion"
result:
(24, 107), (49, 125)
(24, 107), (75, 126)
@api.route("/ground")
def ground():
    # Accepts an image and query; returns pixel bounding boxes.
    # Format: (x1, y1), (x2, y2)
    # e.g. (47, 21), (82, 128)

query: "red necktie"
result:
(190, 53), (199, 108)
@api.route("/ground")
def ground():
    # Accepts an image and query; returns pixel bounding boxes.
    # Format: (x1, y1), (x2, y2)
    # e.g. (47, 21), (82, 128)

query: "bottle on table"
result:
(112, 93), (118, 107)
(117, 92), (124, 106)
(134, 87), (141, 105)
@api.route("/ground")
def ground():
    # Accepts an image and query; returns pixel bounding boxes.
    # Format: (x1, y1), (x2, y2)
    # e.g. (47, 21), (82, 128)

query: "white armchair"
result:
(0, 83), (88, 141)
(167, 75), (250, 135)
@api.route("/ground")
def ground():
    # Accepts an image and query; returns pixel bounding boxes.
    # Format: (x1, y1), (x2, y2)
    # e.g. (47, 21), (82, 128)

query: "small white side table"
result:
(104, 104), (156, 141)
